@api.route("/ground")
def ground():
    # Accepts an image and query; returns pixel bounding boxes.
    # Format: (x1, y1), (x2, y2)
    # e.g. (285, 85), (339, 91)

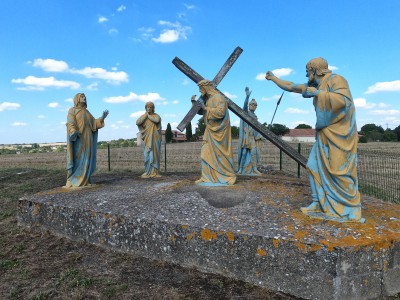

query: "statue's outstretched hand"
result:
(245, 87), (251, 97)
(265, 71), (275, 80)
(102, 110), (109, 119)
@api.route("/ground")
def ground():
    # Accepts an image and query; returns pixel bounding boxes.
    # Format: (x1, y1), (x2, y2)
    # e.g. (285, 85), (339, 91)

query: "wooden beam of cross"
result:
(175, 47), (243, 132)
(172, 50), (308, 168)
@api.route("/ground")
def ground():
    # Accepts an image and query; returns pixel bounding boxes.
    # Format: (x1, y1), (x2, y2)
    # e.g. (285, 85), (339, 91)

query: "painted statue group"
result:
(64, 57), (364, 223)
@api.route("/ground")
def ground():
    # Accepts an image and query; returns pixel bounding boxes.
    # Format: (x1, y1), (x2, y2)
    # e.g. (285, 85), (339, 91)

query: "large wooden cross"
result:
(176, 47), (243, 132)
(172, 48), (308, 168)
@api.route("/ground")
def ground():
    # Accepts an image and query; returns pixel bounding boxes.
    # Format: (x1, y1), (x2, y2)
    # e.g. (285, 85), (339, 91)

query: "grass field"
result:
(0, 142), (399, 299)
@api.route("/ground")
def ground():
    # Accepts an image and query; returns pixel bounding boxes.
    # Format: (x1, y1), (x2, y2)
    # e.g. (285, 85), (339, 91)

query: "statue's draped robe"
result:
(136, 113), (162, 178)
(237, 96), (263, 176)
(66, 107), (104, 187)
(304, 73), (362, 222)
(197, 94), (236, 186)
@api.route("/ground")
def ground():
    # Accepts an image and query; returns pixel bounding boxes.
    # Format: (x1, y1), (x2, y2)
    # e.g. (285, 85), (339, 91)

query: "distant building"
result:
(136, 130), (187, 146)
(161, 130), (187, 143)
(282, 129), (316, 143)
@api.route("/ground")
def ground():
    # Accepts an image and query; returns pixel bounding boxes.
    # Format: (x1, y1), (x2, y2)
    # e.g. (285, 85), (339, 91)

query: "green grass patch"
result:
(0, 259), (20, 270)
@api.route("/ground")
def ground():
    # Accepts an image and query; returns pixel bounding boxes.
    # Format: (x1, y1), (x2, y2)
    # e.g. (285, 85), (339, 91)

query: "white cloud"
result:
(32, 58), (69, 72)
(0, 102), (20, 112)
(272, 68), (294, 77)
(182, 78), (190, 86)
(109, 28), (119, 35)
(48, 102), (59, 108)
(71, 67), (128, 84)
(256, 73), (266, 80)
(370, 109), (400, 116)
(292, 121), (312, 128)
(65, 98), (73, 103)
(164, 114), (177, 118)
(117, 5), (126, 12)
(31, 58), (128, 85)
(152, 21), (191, 43)
(38, 115), (45, 119)
(354, 98), (390, 109)
(98, 16), (108, 23)
(11, 76), (80, 90)
(138, 27), (155, 41)
(261, 94), (281, 102)
(104, 92), (165, 104)
(130, 111), (146, 118)
(183, 3), (196, 9)
(256, 68), (293, 80)
(12, 122), (27, 126)
(222, 92), (237, 99)
(172, 100), (179, 104)
(285, 107), (309, 114)
(365, 80), (400, 94)
(86, 82), (99, 91)
(328, 65), (338, 71)
(60, 121), (66, 125)
(152, 29), (180, 43)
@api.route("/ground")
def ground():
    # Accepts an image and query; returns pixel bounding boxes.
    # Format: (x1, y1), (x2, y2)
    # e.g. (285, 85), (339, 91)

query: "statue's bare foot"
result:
(301, 201), (322, 214)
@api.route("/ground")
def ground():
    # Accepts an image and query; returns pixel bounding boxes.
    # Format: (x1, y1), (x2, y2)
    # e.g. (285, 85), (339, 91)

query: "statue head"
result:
(145, 101), (155, 114)
(249, 98), (257, 112)
(197, 79), (214, 98)
(73, 93), (87, 108)
(306, 57), (331, 79)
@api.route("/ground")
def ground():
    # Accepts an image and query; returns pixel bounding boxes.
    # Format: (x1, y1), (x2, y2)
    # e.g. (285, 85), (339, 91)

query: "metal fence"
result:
(1, 140), (398, 204)
(278, 143), (400, 204)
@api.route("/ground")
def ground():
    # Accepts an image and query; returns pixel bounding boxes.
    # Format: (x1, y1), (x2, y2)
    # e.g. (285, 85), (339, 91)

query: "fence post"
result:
(297, 143), (301, 178)
(107, 143), (111, 172)
(279, 149), (282, 171)
(164, 142), (167, 174)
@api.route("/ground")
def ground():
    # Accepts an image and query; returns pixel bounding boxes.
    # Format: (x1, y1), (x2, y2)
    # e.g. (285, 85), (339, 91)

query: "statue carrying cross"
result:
(172, 47), (308, 169)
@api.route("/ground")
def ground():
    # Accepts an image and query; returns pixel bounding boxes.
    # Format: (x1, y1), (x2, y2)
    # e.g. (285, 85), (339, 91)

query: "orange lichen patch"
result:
(201, 228), (217, 241)
(32, 203), (41, 216)
(257, 248), (267, 256)
(219, 230), (225, 235)
(169, 235), (177, 243)
(91, 211), (97, 217)
(103, 213), (112, 219)
(273, 239), (279, 248)
(181, 224), (188, 229)
(187, 232), (197, 241)
(226, 231), (235, 241)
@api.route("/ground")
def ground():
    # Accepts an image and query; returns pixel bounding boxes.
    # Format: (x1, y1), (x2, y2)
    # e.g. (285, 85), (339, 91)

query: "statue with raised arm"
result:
(237, 87), (264, 176)
(266, 57), (363, 222)
(65, 93), (108, 188)
(192, 79), (236, 186)
(136, 101), (162, 178)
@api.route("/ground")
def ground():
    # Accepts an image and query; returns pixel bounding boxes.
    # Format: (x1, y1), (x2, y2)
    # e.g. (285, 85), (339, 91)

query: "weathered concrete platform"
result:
(17, 174), (400, 300)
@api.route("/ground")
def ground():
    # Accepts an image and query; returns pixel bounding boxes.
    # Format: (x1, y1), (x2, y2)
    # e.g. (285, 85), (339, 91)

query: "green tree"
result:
(393, 125), (400, 141)
(268, 123), (290, 136)
(360, 123), (384, 134)
(194, 117), (206, 138)
(383, 130), (397, 142)
(165, 123), (173, 143)
(231, 125), (240, 138)
(295, 123), (312, 129)
(185, 122), (193, 141)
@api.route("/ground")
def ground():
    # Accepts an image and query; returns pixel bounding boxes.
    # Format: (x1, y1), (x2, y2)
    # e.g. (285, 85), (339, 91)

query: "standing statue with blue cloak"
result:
(136, 101), (162, 178)
(65, 93), (108, 188)
(266, 57), (363, 222)
(237, 87), (264, 176)
(192, 79), (236, 186)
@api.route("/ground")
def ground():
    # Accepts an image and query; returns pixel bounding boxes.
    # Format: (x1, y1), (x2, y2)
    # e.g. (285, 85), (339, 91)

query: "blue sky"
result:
(1, 0), (400, 144)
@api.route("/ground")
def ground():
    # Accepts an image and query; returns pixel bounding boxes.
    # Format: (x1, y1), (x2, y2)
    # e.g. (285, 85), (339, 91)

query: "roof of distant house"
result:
(284, 129), (315, 137)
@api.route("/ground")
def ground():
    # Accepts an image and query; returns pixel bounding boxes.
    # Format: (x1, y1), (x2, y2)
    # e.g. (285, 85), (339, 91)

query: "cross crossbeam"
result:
(175, 47), (243, 132)
(172, 49), (308, 168)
